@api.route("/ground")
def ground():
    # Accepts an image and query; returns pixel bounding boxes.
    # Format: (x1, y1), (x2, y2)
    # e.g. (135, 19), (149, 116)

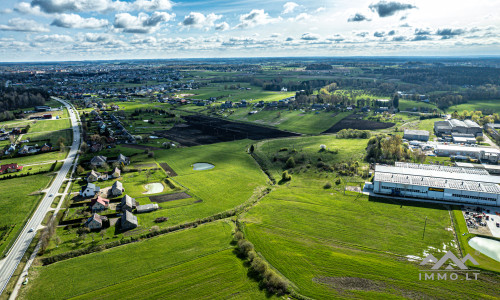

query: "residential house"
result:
(90, 155), (107, 167)
(91, 144), (103, 153)
(0, 163), (23, 174)
(80, 183), (100, 197)
(136, 203), (159, 213)
(111, 167), (121, 178)
(18, 145), (38, 155)
(115, 154), (130, 165)
(40, 143), (52, 152)
(91, 196), (110, 212)
(121, 210), (138, 231)
(86, 170), (101, 183)
(111, 181), (124, 197)
(121, 195), (136, 212)
(84, 213), (107, 230)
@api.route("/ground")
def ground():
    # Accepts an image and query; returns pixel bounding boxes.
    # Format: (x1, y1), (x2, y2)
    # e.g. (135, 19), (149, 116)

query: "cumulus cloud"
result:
(0, 18), (49, 32)
(0, 8), (13, 14)
(369, 1), (416, 17)
(412, 35), (432, 41)
(180, 12), (222, 30)
(374, 31), (385, 37)
(435, 28), (465, 36)
(348, 13), (370, 22)
(282, 2), (299, 14)
(301, 33), (320, 40)
(392, 36), (406, 41)
(51, 14), (108, 29)
(14, 2), (47, 15)
(236, 9), (280, 29)
(27, 0), (172, 14)
(133, 0), (172, 11)
(289, 13), (311, 22)
(387, 30), (395, 36)
(82, 32), (112, 42)
(114, 11), (174, 33)
(214, 22), (229, 31)
(326, 34), (344, 42)
(34, 34), (73, 43)
(414, 28), (431, 35)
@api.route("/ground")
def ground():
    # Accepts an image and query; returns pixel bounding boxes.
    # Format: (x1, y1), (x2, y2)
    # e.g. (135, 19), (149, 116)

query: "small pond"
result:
(193, 163), (215, 171)
(468, 237), (500, 262)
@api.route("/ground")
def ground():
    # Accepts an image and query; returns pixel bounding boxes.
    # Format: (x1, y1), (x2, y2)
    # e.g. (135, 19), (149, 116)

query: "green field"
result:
(399, 99), (438, 111)
(0, 150), (68, 165)
(0, 174), (53, 256)
(22, 221), (268, 300)
(241, 175), (500, 299)
(28, 118), (71, 133)
(447, 99), (500, 114)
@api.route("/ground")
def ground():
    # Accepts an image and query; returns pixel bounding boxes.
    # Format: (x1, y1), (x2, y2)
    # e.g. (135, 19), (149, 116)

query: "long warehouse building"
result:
(373, 162), (500, 206)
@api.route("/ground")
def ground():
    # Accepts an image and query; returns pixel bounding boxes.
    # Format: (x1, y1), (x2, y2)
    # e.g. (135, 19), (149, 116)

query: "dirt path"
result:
(159, 162), (178, 177)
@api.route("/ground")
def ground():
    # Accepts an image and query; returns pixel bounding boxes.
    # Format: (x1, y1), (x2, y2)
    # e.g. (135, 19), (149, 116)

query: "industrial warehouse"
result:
(371, 162), (500, 207)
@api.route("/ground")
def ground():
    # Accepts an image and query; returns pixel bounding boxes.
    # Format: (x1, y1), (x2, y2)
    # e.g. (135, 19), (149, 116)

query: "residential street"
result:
(0, 97), (80, 295)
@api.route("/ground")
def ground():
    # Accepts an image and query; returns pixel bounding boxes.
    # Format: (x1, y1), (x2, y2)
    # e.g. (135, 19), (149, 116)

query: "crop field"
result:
(0, 174), (53, 256)
(447, 100), (500, 114)
(22, 221), (267, 299)
(240, 175), (500, 299)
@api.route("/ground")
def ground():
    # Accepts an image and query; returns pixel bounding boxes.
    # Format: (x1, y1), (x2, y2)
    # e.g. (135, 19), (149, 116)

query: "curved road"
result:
(0, 97), (80, 295)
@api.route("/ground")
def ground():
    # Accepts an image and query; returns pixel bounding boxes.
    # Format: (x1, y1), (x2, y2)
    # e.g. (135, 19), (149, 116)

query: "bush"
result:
(323, 182), (332, 189)
(281, 171), (292, 182)
(237, 239), (254, 256)
(285, 156), (296, 169)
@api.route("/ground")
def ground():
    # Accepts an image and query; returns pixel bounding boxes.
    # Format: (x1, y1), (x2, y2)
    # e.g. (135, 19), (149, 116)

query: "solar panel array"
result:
(395, 162), (489, 175)
(376, 172), (500, 194)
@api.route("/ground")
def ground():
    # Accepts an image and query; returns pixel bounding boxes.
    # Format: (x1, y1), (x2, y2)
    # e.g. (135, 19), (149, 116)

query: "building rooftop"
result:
(376, 164), (500, 194)
(404, 129), (430, 136)
(435, 144), (500, 154)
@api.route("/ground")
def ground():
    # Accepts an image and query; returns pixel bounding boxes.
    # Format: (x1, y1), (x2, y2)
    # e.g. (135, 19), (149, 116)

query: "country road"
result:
(0, 97), (80, 295)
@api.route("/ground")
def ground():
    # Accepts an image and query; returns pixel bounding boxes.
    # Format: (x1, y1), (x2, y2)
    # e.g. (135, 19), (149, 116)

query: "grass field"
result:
(0, 150), (68, 165)
(240, 175), (500, 299)
(23, 129), (72, 148)
(28, 118), (71, 133)
(447, 100), (500, 114)
(399, 99), (438, 111)
(22, 221), (268, 300)
(0, 174), (53, 256)
(228, 109), (351, 135)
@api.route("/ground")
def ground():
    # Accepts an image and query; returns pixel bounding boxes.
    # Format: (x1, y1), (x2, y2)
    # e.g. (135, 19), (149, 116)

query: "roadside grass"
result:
(0, 161), (58, 179)
(21, 221), (268, 300)
(240, 175), (500, 299)
(23, 129), (72, 147)
(0, 174), (53, 256)
(0, 151), (68, 165)
(447, 100), (500, 114)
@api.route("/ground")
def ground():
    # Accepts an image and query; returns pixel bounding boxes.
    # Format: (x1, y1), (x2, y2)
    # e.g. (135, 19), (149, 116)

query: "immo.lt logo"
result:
(419, 251), (480, 281)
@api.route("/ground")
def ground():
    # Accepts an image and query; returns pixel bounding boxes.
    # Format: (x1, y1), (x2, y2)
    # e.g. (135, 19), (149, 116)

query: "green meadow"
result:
(447, 99), (500, 114)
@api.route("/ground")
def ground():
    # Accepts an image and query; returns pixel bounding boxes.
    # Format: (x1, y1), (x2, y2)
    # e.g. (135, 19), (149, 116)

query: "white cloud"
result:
(289, 13), (311, 22)
(26, 0), (172, 14)
(236, 9), (281, 29)
(215, 22), (230, 31)
(0, 8), (13, 14)
(283, 2), (299, 14)
(14, 2), (47, 15)
(132, 0), (173, 11)
(114, 12), (174, 33)
(315, 7), (325, 13)
(0, 18), (49, 32)
(82, 32), (112, 42)
(33, 34), (74, 43)
(51, 14), (109, 29)
(300, 32), (320, 40)
(180, 12), (222, 30)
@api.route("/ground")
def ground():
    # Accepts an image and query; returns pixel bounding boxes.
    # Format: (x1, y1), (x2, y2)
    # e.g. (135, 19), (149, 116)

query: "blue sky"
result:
(0, 0), (499, 62)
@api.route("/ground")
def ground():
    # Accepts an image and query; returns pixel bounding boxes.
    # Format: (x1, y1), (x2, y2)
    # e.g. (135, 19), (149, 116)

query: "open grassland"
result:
(253, 135), (369, 177)
(0, 150), (68, 165)
(227, 109), (351, 135)
(399, 99), (438, 111)
(22, 221), (267, 300)
(28, 118), (71, 133)
(188, 83), (294, 102)
(447, 100), (500, 114)
(23, 129), (72, 147)
(0, 174), (53, 256)
(241, 175), (500, 299)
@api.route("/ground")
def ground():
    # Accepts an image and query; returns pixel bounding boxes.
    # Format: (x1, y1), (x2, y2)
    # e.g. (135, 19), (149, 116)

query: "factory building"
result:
(403, 129), (430, 142)
(434, 119), (482, 137)
(434, 144), (500, 163)
(373, 162), (500, 207)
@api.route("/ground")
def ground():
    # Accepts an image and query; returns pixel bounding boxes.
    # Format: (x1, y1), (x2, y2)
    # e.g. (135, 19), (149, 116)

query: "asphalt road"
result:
(0, 97), (80, 295)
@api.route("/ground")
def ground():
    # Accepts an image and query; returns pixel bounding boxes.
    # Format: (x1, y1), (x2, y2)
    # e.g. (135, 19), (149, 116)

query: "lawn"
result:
(28, 118), (71, 133)
(23, 129), (72, 148)
(240, 175), (500, 299)
(0, 174), (53, 256)
(22, 221), (268, 300)
(0, 150), (68, 165)
(399, 99), (439, 111)
(447, 99), (500, 114)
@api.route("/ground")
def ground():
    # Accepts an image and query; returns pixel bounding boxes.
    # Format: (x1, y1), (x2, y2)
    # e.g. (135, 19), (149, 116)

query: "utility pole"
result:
(422, 216), (428, 240)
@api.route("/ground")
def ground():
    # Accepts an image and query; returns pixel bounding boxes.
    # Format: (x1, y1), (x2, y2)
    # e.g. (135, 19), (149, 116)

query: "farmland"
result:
(447, 100), (500, 114)
(21, 221), (268, 299)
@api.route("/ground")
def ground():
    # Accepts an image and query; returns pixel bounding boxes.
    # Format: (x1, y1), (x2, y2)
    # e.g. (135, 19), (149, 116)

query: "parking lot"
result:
(462, 205), (500, 238)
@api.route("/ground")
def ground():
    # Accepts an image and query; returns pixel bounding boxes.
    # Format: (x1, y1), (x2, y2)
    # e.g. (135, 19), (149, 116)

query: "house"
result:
(111, 181), (124, 196)
(18, 145), (38, 155)
(91, 196), (110, 212)
(40, 143), (52, 152)
(111, 167), (121, 178)
(121, 210), (138, 231)
(80, 183), (100, 197)
(121, 195), (136, 212)
(136, 203), (159, 213)
(91, 144), (103, 153)
(87, 170), (101, 183)
(0, 163), (23, 174)
(115, 154), (130, 165)
(90, 155), (107, 167)
(84, 213), (107, 230)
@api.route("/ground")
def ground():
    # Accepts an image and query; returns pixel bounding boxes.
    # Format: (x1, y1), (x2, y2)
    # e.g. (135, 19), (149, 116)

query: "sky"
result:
(0, 0), (499, 62)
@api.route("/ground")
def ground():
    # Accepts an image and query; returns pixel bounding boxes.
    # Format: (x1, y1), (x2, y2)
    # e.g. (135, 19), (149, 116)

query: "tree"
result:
(281, 171), (292, 182)
(285, 157), (295, 169)
(249, 144), (255, 153)
(392, 93), (399, 109)
(77, 165), (85, 175)
(476, 136), (485, 143)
